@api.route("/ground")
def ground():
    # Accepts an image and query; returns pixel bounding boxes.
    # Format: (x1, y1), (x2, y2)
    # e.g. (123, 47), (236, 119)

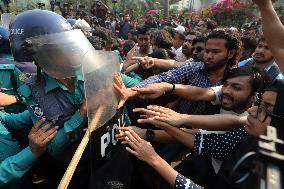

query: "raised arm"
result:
(135, 105), (247, 130)
(255, 0), (284, 72)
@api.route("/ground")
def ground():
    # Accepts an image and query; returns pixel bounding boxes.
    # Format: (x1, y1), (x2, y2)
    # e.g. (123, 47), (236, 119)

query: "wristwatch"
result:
(146, 129), (155, 142)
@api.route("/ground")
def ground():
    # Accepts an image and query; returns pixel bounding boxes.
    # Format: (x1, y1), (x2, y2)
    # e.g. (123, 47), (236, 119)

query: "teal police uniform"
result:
(0, 63), (27, 113)
(13, 72), (87, 156)
(0, 111), (37, 188)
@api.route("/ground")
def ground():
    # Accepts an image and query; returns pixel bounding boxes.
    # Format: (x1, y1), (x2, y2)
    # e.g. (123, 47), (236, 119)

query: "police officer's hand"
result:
(28, 119), (58, 157)
(0, 92), (17, 106)
(80, 101), (87, 117)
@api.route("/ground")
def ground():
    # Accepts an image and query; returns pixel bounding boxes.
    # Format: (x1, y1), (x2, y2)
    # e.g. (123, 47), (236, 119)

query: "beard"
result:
(253, 56), (274, 65)
(221, 94), (251, 113)
(205, 57), (228, 72)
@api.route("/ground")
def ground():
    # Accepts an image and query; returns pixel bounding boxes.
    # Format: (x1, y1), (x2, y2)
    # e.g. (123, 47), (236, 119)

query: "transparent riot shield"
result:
(1, 13), (15, 29)
(82, 50), (120, 132)
(26, 29), (93, 79)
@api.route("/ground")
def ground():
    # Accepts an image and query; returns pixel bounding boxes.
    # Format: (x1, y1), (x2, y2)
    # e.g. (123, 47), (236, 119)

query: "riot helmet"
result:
(10, 10), (94, 79)
(10, 9), (72, 62)
(0, 26), (11, 54)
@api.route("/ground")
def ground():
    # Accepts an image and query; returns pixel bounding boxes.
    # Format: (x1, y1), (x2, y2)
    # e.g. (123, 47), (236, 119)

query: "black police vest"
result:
(25, 75), (80, 128)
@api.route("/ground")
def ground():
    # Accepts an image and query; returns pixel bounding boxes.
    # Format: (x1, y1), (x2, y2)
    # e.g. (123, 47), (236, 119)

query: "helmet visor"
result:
(26, 29), (93, 79)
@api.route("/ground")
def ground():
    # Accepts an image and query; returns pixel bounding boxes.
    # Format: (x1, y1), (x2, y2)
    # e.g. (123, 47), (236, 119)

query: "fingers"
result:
(126, 146), (139, 157)
(31, 118), (46, 133)
(132, 57), (143, 61)
(113, 73), (123, 86)
(128, 129), (142, 143)
(133, 108), (160, 116)
(42, 128), (57, 144)
(138, 118), (171, 128)
(124, 134), (138, 149)
(147, 105), (170, 114)
(131, 87), (153, 94)
(154, 116), (170, 122)
(40, 122), (53, 133)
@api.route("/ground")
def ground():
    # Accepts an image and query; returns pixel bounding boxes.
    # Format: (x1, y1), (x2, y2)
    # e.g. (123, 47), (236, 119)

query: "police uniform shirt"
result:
(0, 63), (27, 113)
(9, 73), (87, 156)
(0, 117), (37, 188)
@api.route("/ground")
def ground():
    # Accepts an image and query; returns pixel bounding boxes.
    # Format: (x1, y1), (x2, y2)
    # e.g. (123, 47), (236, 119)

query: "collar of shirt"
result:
(44, 72), (84, 93)
(264, 61), (276, 72)
(172, 46), (182, 53)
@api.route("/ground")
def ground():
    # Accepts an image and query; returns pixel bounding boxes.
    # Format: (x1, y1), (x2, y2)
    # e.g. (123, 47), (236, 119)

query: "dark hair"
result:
(206, 28), (242, 69)
(150, 29), (173, 50)
(192, 35), (206, 46)
(205, 18), (217, 30)
(222, 66), (269, 94)
(123, 40), (135, 54)
(241, 36), (257, 53)
(163, 26), (176, 38)
(137, 25), (150, 36)
(87, 36), (104, 50)
(92, 27), (114, 43)
(257, 35), (266, 44)
(148, 49), (169, 59)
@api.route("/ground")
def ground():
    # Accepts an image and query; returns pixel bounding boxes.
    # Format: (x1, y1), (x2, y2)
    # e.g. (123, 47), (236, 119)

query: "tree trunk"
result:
(164, 0), (169, 19)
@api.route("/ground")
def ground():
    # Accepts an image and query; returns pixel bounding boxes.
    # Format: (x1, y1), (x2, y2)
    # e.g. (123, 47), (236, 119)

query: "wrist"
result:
(149, 154), (163, 168)
(179, 114), (190, 126)
(31, 148), (44, 157)
(127, 88), (138, 99)
(164, 83), (175, 96)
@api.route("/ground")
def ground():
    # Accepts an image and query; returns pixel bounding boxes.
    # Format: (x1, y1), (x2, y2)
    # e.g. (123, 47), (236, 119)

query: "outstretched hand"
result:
(133, 105), (187, 128)
(131, 82), (172, 99)
(120, 128), (159, 165)
(113, 73), (134, 109)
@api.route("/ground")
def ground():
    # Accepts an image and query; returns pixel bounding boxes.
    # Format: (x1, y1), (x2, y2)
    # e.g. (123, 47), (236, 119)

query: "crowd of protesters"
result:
(0, 0), (284, 188)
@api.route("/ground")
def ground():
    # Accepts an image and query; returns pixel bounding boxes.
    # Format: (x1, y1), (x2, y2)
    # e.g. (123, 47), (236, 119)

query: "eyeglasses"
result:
(191, 47), (204, 53)
(257, 103), (284, 123)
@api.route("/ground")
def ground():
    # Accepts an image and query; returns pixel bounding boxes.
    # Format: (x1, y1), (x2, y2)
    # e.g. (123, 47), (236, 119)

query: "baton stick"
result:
(58, 106), (105, 189)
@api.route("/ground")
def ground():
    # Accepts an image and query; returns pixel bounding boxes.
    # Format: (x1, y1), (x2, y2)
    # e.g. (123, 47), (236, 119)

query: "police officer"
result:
(0, 26), (37, 113)
(5, 10), (90, 187)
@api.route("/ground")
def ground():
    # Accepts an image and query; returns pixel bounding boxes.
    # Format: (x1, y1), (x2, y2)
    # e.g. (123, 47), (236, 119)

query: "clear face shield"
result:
(26, 29), (93, 79)
(82, 50), (120, 132)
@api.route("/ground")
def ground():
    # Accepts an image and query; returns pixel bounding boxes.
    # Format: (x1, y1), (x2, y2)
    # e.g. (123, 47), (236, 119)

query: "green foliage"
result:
(275, 6), (284, 23)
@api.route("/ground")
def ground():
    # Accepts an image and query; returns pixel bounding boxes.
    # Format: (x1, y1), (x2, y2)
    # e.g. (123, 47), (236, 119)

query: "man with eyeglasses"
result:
(191, 36), (206, 62)
(115, 66), (270, 188)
